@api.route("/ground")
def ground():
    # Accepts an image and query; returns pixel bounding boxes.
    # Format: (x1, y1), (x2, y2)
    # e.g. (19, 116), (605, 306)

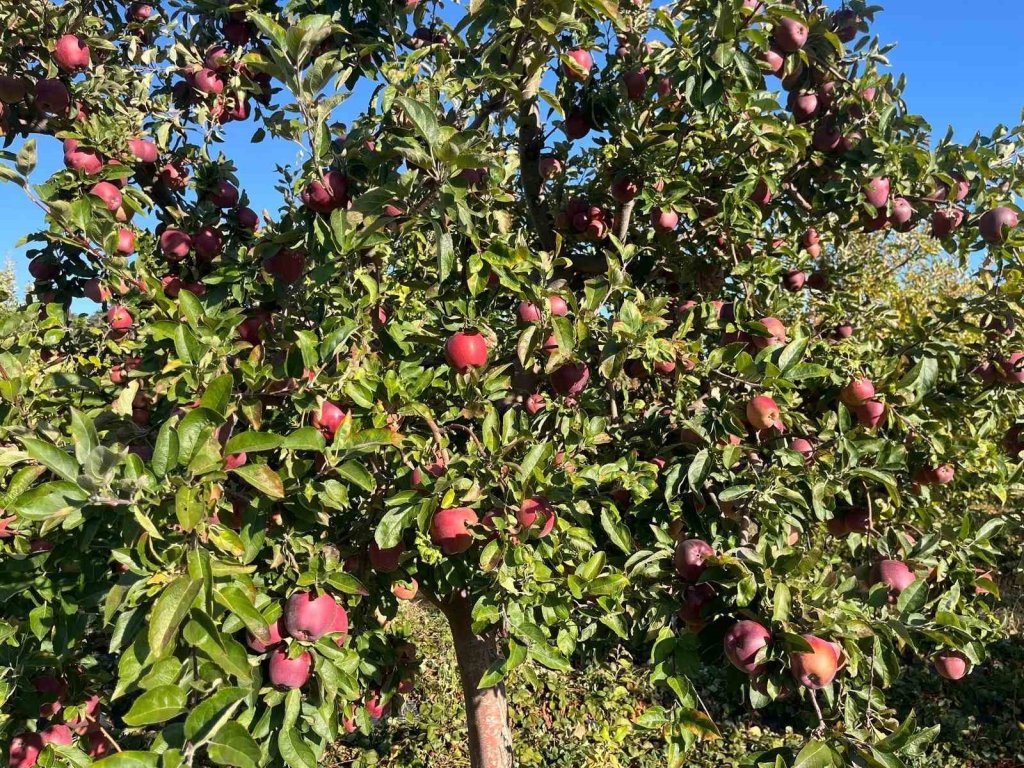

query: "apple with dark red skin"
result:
(979, 206), (1019, 244)
(891, 197), (914, 230)
(931, 208), (964, 237)
(107, 306), (133, 330)
(871, 559), (916, 596)
(840, 377), (875, 407)
(265, 248), (306, 284)
(563, 49), (593, 80)
(446, 331), (489, 373)
(0, 75), (28, 104)
(517, 496), (556, 538)
(54, 34), (91, 71)
(284, 590), (339, 641)
(752, 317), (786, 349)
(855, 399), (887, 429)
(773, 18), (808, 53)
(235, 207), (259, 231)
(750, 179), (773, 206)
(864, 176), (890, 208)
(64, 140), (104, 174)
(550, 362), (590, 396)
(430, 507), (479, 555)
(302, 170), (349, 213)
(782, 270), (806, 291)
(247, 617), (285, 652)
(268, 648), (312, 689)
(313, 400), (347, 439)
(35, 79), (71, 114)
(746, 395), (782, 431)
(564, 110), (592, 140)
(224, 452), (247, 470)
(28, 256), (59, 281)
(159, 229), (191, 261)
(328, 603), (349, 645)
(538, 156), (562, 179)
(790, 437), (814, 463)
(209, 179), (239, 208)
(651, 208), (679, 233)
(8, 732), (43, 768)
(623, 68), (647, 100)
(158, 162), (189, 190)
(128, 138), (159, 163)
(611, 176), (641, 203)
(193, 67), (224, 94)
(834, 323), (854, 340)
(677, 582), (715, 628)
(192, 226), (222, 261)
(788, 91), (818, 122)
(933, 650), (969, 680)
(673, 538), (713, 582)
(790, 634), (840, 689)
(723, 620), (771, 675)
(369, 541), (405, 572)
(129, 2), (154, 20)
(41, 724), (73, 746)
(758, 46), (785, 77)
(91, 182), (123, 212)
(812, 120), (842, 152)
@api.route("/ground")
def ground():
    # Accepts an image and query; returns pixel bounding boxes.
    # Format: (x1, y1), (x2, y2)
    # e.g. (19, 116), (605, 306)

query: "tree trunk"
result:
(438, 592), (513, 768)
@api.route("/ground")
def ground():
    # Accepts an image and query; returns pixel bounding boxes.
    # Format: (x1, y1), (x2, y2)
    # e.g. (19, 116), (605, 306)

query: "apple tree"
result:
(0, 0), (1023, 767)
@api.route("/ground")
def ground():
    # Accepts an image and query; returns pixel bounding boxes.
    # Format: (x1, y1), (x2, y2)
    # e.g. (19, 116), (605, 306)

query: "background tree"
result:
(0, 1), (1022, 768)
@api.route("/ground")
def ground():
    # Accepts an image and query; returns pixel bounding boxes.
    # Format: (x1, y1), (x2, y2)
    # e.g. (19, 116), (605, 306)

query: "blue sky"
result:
(4, 1), (1024, 294)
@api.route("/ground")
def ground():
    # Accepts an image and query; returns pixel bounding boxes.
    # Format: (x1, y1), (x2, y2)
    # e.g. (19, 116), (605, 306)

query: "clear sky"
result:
(4, 1), (1024, 294)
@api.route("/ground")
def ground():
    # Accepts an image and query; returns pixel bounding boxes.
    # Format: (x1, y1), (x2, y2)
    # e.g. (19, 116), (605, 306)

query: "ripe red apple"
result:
(158, 161), (189, 190)
(833, 322), (854, 340)
(91, 181), (123, 212)
(677, 582), (715, 629)
(369, 541), (405, 572)
(891, 197), (914, 229)
(194, 67), (225, 94)
(611, 176), (641, 203)
(40, 724), (73, 746)
(209, 180), (240, 208)
(392, 578), (418, 600)
(562, 49), (593, 81)
(790, 437), (814, 463)
(864, 176), (890, 208)
(979, 206), (1019, 244)
(35, 79), (71, 114)
(723, 620), (771, 675)
(840, 377), (875, 407)
(445, 330), (488, 373)
(328, 602), (348, 645)
(929, 464), (955, 485)
(788, 91), (819, 122)
(247, 617), (285, 652)
(871, 559), (916, 595)
(812, 120), (842, 152)
(0, 75), (28, 104)
(116, 228), (136, 255)
(651, 208), (679, 233)
(782, 270), (806, 291)
(790, 634), (840, 689)
(933, 650), (969, 680)
(550, 362), (590, 396)
(538, 155), (562, 179)
(774, 17), (808, 53)
(54, 34), (91, 71)
(235, 207), (259, 231)
(129, 2), (154, 20)
(267, 648), (312, 689)
(746, 395), (782, 431)
(430, 507), (479, 555)
(107, 305), (133, 330)
(159, 229), (191, 261)
(855, 399), (887, 429)
(752, 316), (786, 349)
(284, 590), (338, 641)
(224, 452), (247, 470)
(312, 400), (347, 439)
(265, 248), (306, 284)
(758, 46), (785, 77)
(301, 170), (349, 213)
(8, 732), (43, 768)
(931, 208), (964, 237)
(28, 256), (59, 281)
(750, 179), (773, 206)
(564, 110), (592, 140)
(673, 538), (713, 582)
(127, 138), (158, 163)
(192, 226), (222, 262)
(525, 393), (545, 414)
(517, 496), (556, 538)
(64, 140), (103, 174)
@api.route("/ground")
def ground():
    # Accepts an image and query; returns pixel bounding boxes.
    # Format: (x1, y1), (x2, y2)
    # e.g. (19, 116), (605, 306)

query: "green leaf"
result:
(897, 578), (929, 615)
(529, 643), (571, 672)
(687, 449), (710, 488)
(92, 753), (160, 768)
(175, 486), (202, 532)
(792, 740), (837, 768)
(21, 437), (79, 483)
(231, 463), (284, 498)
(278, 721), (317, 768)
(337, 460), (376, 493)
(16, 139), (37, 176)
(215, 585), (269, 641)
(148, 575), (201, 657)
(281, 427), (325, 451)
(225, 431), (283, 454)
(201, 374), (234, 417)
(375, 506), (412, 549)
(121, 684), (186, 726)
(208, 721), (261, 768)
(395, 95), (440, 148)
(10, 481), (88, 521)
(152, 420), (179, 478)
(184, 687), (248, 742)
(70, 409), (98, 465)
(520, 442), (551, 483)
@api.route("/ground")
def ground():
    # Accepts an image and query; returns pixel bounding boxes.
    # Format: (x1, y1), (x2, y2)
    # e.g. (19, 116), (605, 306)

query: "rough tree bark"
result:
(438, 592), (514, 768)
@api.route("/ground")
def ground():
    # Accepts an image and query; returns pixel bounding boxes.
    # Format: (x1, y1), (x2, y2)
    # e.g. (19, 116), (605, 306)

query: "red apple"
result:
(525, 393), (545, 414)
(192, 226), (222, 261)
(746, 395), (782, 431)
(159, 229), (191, 261)
(107, 305), (133, 330)
(128, 138), (159, 164)
(724, 620), (771, 675)
(64, 140), (103, 174)
(840, 377), (875, 407)
(35, 79), (71, 115)
(8, 733), (43, 768)
(538, 156), (562, 179)
(562, 49), (593, 81)
(54, 34), (91, 71)
(267, 648), (312, 689)
(864, 176), (890, 208)
(445, 331), (489, 373)
(392, 578), (418, 600)
(673, 538), (713, 582)
(677, 582), (715, 628)
(773, 17), (808, 53)
(40, 724), (73, 746)
(247, 617), (285, 653)
(430, 507), (479, 555)
(517, 496), (556, 538)
(193, 67), (225, 94)
(284, 590), (338, 641)
(91, 182), (123, 212)
(855, 399), (887, 429)
(979, 206), (1019, 244)
(933, 650), (969, 681)
(790, 634), (840, 689)
(209, 180), (239, 208)
(871, 559), (916, 596)
(550, 362), (590, 396)
(369, 541), (405, 572)
(235, 207), (259, 231)
(752, 316), (786, 349)
(313, 400), (347, 439)
(301, 170), (348, 213)
(651, 208), (679, 233)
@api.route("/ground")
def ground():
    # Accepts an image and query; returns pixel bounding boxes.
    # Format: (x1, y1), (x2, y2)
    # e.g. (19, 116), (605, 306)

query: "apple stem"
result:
(809, 688), (825, 730)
